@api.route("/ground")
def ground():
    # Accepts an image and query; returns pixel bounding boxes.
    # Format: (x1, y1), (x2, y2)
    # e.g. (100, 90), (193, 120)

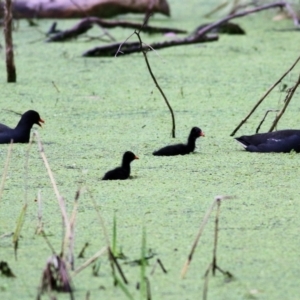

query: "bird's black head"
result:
(190, 127), (205, 138)
(21, 110), (44, 127)
(123, 151), (139, 163)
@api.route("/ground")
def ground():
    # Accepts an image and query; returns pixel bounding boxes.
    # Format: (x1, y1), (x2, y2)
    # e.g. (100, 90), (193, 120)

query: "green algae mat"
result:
(1, 1), (300, 299)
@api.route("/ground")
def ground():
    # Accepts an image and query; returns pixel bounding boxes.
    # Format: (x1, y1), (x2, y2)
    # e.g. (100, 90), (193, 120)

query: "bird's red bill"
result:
(135, 156), (139, 159)
(200, 132), (205, 137)
(38, 118), (45, 127)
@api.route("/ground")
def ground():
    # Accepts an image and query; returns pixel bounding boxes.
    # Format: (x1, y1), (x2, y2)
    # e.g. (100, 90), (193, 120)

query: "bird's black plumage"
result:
(235, 130), (300, 153)
(153, 127), (205, 156)
(102, 151), (139, 180)
(0, 110), (44, 144)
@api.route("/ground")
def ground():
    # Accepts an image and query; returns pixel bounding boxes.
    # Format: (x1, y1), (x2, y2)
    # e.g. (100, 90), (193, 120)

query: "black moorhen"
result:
(102, 151), (139, 180)
(153, 127), (205, 156)
(0, 110), (44, 144)
(235, 130), (300, 153)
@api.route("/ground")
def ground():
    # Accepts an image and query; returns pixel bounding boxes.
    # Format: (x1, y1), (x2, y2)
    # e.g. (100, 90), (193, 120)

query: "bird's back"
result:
(153, 143), (190, 156)
(102, 167), (130, 180)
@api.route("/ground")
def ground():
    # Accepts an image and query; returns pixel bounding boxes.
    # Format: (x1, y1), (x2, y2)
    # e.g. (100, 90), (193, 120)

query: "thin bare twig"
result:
(114, 32), (136, 57)
(181, 199), (217, 278)
(108, 247), (129, 284)
(269, 74), (300, 131)
(4, 0), (16, 82)
(256, 109), (279, 133)
(132, 14), (176, 137)
(72, 247), (107, 276)
(77, 242), (89, 258)
(52, 81), (60, 93)
(40, 230), (57, 254)
(195, 1), (287, 39)
(135, 31), (176, 137)
(86, 187), (110, 246)
(212, 199), (221, 276)
(150, 258), (168, 275)
(231, 54), (300, 136)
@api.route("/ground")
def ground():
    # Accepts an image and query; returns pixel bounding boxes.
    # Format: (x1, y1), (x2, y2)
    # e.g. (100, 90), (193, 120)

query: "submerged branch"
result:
(46, 17), (187, 42)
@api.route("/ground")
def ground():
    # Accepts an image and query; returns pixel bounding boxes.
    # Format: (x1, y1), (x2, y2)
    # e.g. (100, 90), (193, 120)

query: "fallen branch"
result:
(46, 17), (187, 42)
(83, 34), (218, 57)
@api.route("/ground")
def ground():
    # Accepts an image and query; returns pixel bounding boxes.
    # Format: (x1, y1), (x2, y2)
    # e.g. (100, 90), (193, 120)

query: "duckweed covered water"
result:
(1, 1), (300, 299)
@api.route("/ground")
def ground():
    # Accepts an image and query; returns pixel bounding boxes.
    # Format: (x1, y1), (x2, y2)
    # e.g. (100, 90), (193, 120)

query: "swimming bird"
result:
(153, 127), (205, 156)
(0, 110), (44, 144)
(235, 130), (300, 153)
(102, 151), (139, 180)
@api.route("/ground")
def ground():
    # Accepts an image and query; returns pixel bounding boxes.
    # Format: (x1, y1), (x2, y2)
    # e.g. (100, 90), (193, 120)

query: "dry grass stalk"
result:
(212, 199), (221, 275)
(0, 141), (13, 205)
(202, 197), (234, 299)
(181, 195), (233, 278)
(72, 246), (107, 277)
(85, 291), (90, 300)
(0, 232), (14, 238)
(181, 200), (217, 278)
(34, 130), (67, 211)
(24, 133), (35, 205)
(40, 230), (56, 255)
(68, 188), (81, 270)
(145, 276), (152, 300)
(35, 190), (44, 234)
(13, 203), (28, 260)
(86, 187), (110, 246)
(34, 130), (72, 258)
(203, 263), (212, 300)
